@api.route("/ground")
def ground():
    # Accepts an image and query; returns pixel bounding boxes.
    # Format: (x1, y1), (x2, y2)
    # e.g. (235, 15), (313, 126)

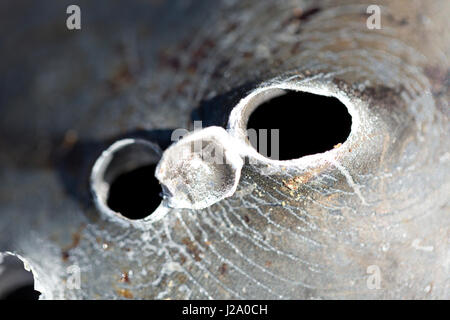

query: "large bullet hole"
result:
(91, 139), (163, 220)
(246, 90), (351, 160)
(0, 255), (39, 300)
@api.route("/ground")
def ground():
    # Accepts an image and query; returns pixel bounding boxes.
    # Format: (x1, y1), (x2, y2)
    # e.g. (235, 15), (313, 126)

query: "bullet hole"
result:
(91, 139), (163, 220)
(107, 163), (161, 219)
(246, 90), (351, 160)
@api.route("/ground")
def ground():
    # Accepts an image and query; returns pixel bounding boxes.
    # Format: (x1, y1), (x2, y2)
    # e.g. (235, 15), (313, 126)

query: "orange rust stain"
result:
(61, 224), (86, 262)
(282, 166), (324, 192)
(182, 237), (202, 262)
(283, 174), (312, 191)
(119, 271), (130, 283)
(116, 289), (133, 299)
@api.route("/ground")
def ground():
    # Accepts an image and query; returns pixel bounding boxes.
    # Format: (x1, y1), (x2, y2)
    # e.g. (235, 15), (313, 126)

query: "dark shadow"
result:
(3, 284), (40, 300)
(191, 81), (258, 128)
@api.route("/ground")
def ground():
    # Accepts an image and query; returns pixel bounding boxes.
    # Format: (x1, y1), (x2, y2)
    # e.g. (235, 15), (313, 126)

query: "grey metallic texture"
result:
(0, 0), (448, 299)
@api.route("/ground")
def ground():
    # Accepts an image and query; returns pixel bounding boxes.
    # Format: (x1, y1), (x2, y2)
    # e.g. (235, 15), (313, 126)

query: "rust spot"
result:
(192, 38), (215, 60)
(177, 274), (188, 284)
(359, 84), (403, 109)
(70, 231), (81, 247)
(182, 237), (202, 262)
(265, 261), (272, 267)
(333, 143), (342, 149)
(219, 263), (227, 275)
(116, 288), (133, 299)
(179, 254), (187, 265)
(282, 166), (324, 191)
(187, 38), (216, 72)
(119, 271), (130, 283)
(61, 224), (85, 262)
(108, 64), (133, 91)
(283, 174), (310, 191)
(61, 251), (70, 262)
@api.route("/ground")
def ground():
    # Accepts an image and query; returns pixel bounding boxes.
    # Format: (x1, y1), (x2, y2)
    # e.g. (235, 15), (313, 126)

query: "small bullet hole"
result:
(91, 139), (163, 221)
(106, 163), (161, 219)
(246, 90), (351, 160)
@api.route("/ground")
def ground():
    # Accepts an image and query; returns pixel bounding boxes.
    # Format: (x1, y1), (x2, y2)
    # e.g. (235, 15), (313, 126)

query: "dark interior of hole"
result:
(3, 284), (40, 300)
(107, 164), (161, 219)
(246, 90), (352, 160)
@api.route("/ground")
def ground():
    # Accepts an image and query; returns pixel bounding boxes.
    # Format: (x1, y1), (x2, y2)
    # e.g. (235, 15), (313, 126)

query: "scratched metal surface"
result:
(0, 0), (449, 299)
